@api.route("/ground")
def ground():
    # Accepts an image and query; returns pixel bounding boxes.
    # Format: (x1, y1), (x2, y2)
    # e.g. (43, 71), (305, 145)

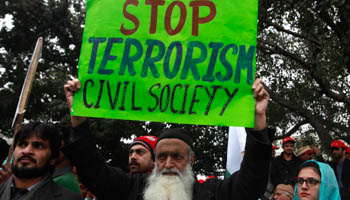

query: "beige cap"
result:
(275, 184), (294, 197)
(296, 145), (313, 157)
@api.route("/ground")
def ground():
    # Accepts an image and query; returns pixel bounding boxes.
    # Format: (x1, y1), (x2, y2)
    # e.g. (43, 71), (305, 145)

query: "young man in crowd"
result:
(63, 78), (273, 200)
(270, 136), (302, 187)
(0, 122), (81, 200)
(329, 140), (350, 199)
(129, 136), (157, 174)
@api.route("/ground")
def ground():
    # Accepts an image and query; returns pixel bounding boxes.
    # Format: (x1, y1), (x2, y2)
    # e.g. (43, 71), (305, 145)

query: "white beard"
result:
(144, 163), (195, 200)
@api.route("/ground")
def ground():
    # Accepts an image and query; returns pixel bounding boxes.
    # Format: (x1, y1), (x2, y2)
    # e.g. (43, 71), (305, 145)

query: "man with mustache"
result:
(63, 78), (273, 200)
(0, 122), (82, 200)
(270, 137), (302, 187)
(329, 140), (350, 199)
(129, 135), (157, 174)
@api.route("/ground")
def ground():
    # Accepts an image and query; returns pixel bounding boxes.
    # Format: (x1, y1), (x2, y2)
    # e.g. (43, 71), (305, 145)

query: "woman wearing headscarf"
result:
(294, 160), (340, 200)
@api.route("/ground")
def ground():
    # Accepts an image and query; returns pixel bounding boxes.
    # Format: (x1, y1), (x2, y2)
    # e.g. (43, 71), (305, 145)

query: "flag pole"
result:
(6, 37), (43, 166)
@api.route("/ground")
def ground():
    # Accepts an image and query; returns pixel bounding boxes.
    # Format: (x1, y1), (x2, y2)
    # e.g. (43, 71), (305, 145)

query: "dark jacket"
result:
(270, 152), (302, 186)
(0, 175), (82, 200)
(330, 158), (350, 197)
(63, 122), (274, 200)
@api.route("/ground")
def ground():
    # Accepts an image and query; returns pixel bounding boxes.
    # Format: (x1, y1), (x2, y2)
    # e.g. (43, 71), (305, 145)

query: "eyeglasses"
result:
(297, 178), (320, 186)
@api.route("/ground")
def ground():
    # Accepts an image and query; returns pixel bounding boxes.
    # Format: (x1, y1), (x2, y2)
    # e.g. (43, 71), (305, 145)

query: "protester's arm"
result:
(207, 128), (273, 200)
(270, 158), (280, 187)
(63, 79), (87, 127)
(62, 120), (136, 199)
(212, 79), (273, 199)
(252, 78), (269, 131)
(234, 79), (272, 198)
(62, 79), (136, 199)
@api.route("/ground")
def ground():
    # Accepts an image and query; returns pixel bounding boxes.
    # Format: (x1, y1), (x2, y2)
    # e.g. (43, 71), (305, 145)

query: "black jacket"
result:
(270, 152), (302, 186)
(330, 158), (350, 190)
(0, 175), (82, 200)
(63, 122), (274, 200)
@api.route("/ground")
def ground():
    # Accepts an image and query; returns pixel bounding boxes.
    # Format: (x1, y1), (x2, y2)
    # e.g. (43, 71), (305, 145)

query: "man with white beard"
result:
(143, 128), (197, 200)
(144, 160), (195, 200)
(63, 78), (273, 200)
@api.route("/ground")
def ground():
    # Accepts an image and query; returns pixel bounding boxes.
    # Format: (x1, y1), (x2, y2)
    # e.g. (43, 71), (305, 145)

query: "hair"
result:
(55, 122), (71, 144)
(14, 122), (62, 160)
(298, 161), (321, 177)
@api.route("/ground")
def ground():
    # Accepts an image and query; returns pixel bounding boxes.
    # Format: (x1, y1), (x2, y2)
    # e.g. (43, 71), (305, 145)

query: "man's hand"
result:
(64, 79), (87, 126)
(252, 79), (269, 131)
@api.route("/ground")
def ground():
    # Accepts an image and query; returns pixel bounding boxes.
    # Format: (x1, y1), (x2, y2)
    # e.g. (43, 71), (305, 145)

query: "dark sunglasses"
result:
(297, 177), (320, 186)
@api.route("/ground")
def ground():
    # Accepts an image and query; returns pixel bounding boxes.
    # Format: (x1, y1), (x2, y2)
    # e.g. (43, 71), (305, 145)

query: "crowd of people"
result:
(264, 136), (350, 200)
(0, 78), (348, 200)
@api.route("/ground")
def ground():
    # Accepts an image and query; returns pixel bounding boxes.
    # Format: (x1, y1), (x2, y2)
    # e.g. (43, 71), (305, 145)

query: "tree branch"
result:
(258, 39), (350, 106)
(317, 4), (350, 74)
(257, 39), (312, 69)
(274, 120), (308, 140)
(310, 69), (350, 106)
(317, 5), (347, 46)
(267, 22), (321, 47)
(265, 83), (334, 146)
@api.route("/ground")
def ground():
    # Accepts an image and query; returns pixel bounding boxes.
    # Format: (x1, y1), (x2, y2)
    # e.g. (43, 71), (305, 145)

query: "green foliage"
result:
(258, 0), (350, 154)
(0, 0), (85, 135)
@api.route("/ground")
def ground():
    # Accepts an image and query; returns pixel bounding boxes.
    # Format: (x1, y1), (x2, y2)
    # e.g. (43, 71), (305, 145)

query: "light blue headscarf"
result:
(294, 160), (340, 200)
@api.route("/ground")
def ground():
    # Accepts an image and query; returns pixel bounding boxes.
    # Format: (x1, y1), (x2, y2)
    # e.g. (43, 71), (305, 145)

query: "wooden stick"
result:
(6, 37), (43, 166)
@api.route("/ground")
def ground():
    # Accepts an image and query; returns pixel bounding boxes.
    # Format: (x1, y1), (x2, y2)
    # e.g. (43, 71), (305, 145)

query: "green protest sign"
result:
(72, 0), (258, 127)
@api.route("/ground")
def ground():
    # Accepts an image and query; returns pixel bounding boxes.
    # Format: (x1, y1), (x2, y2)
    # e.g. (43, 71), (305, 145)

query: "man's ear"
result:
(191, 153), (195, 166)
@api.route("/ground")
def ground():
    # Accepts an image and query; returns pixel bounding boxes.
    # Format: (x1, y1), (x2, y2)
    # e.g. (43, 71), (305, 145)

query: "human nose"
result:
(164, 157), (174, 169)
(22, 144), (34, 155)
(300, 180), (309, 189)
(130, 152), (137, 160)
